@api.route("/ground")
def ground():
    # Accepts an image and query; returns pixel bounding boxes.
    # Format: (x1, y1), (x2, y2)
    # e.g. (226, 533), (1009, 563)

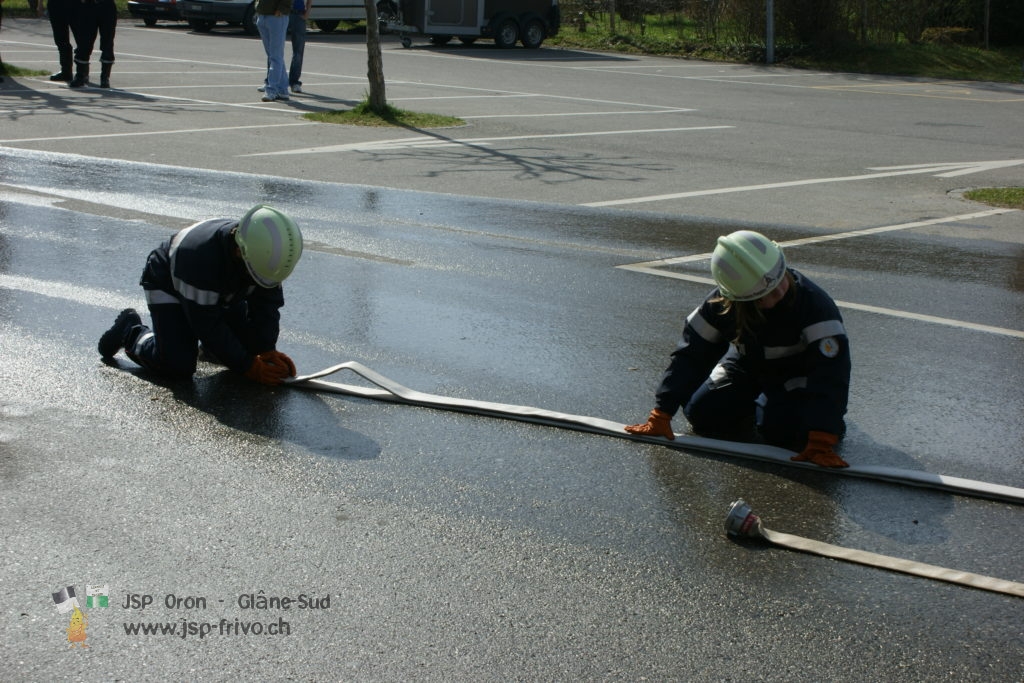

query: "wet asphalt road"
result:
(2, 18), (1024, 681)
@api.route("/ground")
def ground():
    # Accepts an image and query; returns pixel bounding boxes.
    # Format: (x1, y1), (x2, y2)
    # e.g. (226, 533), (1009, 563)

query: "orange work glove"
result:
(261, 350), (297, 377)
(791, 431), (849, 468)
(624, 408), (675, 440)
(244, 353), (291, 386)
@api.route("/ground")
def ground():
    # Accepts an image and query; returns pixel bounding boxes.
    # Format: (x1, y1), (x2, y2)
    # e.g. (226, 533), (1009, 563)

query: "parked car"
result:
(128, 0), (188, 26)
(180, 0), (366, 35)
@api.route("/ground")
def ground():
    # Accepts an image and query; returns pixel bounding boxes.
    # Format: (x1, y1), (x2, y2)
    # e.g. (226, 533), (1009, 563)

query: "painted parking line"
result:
(626, 208), (1017, 269)
(812, 81), (1024, 103)
(583, 160), (1024, 207)
(617, 209), (1024, 340)
(461, 108), (695, 119)
(240, 125), (735, 156)
(0, 122), (317, 144)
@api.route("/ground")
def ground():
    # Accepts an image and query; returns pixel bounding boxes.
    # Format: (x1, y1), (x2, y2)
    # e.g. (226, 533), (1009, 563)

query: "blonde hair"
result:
(712, 271), (794, 344)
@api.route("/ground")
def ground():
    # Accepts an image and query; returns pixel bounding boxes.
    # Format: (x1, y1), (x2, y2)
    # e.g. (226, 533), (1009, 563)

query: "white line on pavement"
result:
(240, 125), (734, 156)
(616, 210), (1023, 339)
(0, 122), (317, 144)
(583, 160), (1024, 206)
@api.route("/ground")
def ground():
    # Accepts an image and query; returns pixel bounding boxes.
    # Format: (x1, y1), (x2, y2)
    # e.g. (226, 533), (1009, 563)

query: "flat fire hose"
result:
(285, 362), (1024, 506)
(726, 499), (1024, 598)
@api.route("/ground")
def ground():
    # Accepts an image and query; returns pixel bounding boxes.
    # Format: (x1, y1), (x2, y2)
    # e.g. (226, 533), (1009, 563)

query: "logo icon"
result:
(51, 586), (80, 614)
(66, 605), (89, 649)
(86, 585), (109, 608)
(52, 584), (104, 649)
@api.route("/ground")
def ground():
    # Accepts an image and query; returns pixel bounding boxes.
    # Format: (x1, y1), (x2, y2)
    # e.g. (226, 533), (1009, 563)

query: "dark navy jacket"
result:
(654, 269), (850, 435)
(140, 219), (284, 372)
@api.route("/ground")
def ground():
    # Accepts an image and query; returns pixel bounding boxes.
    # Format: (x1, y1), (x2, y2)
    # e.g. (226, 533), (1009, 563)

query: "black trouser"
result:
(71, 0), (117, 66)
(682, 352), (845, 451)
(128, 298), (258, 379)
(48, 0), (76, 70)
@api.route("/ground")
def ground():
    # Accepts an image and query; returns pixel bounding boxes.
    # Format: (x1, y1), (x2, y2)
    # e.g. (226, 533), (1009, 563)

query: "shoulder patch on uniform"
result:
(818, 337), (840, 358)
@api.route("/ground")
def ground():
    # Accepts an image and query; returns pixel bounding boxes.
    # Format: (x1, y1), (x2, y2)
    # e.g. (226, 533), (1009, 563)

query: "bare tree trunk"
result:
(364, 0), (387, 113)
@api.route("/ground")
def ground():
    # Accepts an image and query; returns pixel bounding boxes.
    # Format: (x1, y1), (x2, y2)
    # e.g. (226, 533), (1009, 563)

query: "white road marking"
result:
(584, 160), (1024, 207)
(0, 122), (316, 144)
(867, 159), (1024, 177)
(240, 125), (734, 156)
(461, 108), (695, 119)
(0, 274), (142, 311)
(617, 210), (1024, 339)
(628, 209), (1017, 268)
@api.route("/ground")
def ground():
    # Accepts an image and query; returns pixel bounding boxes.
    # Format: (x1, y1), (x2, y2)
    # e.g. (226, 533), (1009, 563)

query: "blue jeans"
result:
(287, 12), (306, 87)
(257, 14), (289, 98)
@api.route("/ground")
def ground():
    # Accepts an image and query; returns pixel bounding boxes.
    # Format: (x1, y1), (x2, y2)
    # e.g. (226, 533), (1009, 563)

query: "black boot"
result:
(100, 62), (112, 89)
(98, 309), (142, 359)
(50, 50), (73, 81)
(69, 63), (90, 88)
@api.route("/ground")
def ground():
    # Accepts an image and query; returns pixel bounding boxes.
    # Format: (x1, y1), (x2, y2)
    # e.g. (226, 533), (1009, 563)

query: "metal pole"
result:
(984, 0), (990, 51)
(766, 0), (775, 64)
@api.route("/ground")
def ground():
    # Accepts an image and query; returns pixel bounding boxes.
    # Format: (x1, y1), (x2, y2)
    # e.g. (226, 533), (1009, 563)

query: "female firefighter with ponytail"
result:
(98, 205), (303, 386)
(626, 230), (851, 468)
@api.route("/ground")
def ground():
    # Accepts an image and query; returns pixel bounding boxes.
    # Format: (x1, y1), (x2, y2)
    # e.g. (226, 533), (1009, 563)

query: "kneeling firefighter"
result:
(98, 205), (303, 385)
(625, 230), (852, 468)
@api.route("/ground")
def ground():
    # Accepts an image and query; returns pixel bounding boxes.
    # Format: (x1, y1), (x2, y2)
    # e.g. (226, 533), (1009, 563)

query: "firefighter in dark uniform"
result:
(40, 0), (76, 81)
(97, 205), (304, 385)
(69, 0), (117, 88)
(625, 230), (852, 468)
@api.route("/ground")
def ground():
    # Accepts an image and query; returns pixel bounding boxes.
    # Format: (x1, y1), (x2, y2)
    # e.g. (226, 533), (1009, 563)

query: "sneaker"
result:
(261, 94), (275, 102)
(257, 85), (266, 92)
(290, 84), (301, 93)
(98, 308), (142, 359)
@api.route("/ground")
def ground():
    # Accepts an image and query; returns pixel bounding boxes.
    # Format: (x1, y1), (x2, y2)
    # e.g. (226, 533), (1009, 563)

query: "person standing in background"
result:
(1, 0), (5, 83)
(69, 0), (117, 88)
(256, 0), (291, 102)
(286, 0), (310, 93)
(258, 0), (310, 95)
(40, 0), (75, 82)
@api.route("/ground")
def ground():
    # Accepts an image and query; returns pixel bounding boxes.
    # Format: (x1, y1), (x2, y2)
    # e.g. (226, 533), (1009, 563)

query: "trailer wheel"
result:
(429, 34), (453, 45)
(458, 36), (477, 45)
(401, 35), (413, 48)
(188, 18), (214, 32)
(520, 17), (545, 48)
(315, 19), (339, 32)
(493, 17), (519, 48)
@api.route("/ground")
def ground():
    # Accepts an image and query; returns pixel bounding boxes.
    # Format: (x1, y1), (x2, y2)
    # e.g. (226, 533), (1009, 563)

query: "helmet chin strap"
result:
(242, 257), (279, 288)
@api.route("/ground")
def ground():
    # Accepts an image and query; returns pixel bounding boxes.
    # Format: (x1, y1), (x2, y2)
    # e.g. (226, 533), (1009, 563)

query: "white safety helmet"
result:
(235, 205), (303, 288)
(710, 230), (787, 301)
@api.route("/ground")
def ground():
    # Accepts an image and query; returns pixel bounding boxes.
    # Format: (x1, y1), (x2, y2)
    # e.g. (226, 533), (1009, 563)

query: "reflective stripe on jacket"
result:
(140, 218), (284, 372)
(654, 269), (850, 433)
